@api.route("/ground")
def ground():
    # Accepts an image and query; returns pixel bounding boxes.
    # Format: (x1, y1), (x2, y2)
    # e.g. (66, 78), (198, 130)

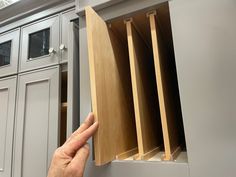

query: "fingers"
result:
(68, 143), (90, 177)
(65, 113), (95, 144)
(77, 113), (95, 134)
(63, 121), (98, 157)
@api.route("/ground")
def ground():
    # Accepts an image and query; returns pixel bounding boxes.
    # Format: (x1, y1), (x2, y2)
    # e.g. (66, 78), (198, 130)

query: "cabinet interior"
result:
(60, 69), (67, 146)
(85, 2), (186, 166)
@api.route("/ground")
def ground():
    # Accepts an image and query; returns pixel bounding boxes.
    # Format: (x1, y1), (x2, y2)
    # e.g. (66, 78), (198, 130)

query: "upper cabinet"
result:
(61, 9), (78, 64)
(19, 15), (60, 72)
(0, 8), (77, 74)
(0, 29), (20, 77)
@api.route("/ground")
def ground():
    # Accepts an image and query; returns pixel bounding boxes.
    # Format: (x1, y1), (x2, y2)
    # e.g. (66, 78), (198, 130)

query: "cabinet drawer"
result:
(19, 16), (60, 72)
(0, 29), (20, 77)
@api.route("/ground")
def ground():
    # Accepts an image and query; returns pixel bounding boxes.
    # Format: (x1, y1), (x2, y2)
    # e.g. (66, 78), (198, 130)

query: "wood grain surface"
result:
(149, 12), (182, 160)
(126, 19), (163, 160)
(85, 6), (137, 166)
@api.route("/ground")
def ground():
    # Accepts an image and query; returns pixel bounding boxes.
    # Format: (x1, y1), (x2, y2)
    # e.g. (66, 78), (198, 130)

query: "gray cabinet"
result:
(0, 76), (17, 177)
(0, 4), (79, 177)
(60, 9), (78, 64)
(78, 1), (189, 177)
(66, 22), (80, 136)
(13, 66), (59, 177)
(169, 0), (236, 177)
(20, 16), (60, 72)
(0, 29), (20, 77)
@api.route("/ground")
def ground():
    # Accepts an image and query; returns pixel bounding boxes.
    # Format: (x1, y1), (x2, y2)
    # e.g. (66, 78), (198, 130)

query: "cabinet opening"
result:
(60, 70), (67, 146)
(107, 2), (187, 161)
(85, 2), (187, 165)
(110, 18), (164, 160)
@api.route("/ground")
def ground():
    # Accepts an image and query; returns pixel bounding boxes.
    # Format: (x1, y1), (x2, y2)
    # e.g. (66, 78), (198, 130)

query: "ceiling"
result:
(0, 0), (72, 25)
(0, 0), (20, 10)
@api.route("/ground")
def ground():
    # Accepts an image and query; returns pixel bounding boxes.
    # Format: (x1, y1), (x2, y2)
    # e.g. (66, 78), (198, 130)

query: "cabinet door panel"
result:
(20, 16), (60, 72)
(67, 22), (80, 136)
(61, 9), (78, 63)
(0, 76), (17, 177)
(0, 29), (20, 77)
(13, 67), (59, 177)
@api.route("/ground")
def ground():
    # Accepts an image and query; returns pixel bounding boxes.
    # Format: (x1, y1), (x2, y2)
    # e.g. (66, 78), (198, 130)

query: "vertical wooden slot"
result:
(148, 10), (184, 160)
(85, 7), (138, 166)
(125, 19), (163, 160)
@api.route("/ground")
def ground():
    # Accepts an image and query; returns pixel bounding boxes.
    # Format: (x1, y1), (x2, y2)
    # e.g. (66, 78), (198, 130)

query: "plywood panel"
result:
(149, 13), (182, 160)
(125, 20), (162, 160)
(85, 6), (137, 166)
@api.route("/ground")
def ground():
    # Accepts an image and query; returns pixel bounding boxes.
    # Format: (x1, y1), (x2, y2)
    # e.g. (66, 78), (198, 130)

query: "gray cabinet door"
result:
(60, 9), (78, 64)
(0, 76), (17, 177)
(13, 66), (59, 177)
(19, 16), (60, 72)
(0, 29), (20, 77)
(67, 22), (80, 137)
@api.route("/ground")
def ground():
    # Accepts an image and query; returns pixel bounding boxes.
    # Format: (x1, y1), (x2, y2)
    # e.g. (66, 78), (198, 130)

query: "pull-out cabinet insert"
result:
(85, 2), (186, 166)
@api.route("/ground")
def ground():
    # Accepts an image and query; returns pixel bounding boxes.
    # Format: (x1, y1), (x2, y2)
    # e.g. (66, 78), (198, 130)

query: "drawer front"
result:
(19, 16), (60, 72)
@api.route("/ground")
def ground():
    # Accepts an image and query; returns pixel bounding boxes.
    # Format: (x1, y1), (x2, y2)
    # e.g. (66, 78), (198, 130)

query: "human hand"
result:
(47, 113), (98, 177)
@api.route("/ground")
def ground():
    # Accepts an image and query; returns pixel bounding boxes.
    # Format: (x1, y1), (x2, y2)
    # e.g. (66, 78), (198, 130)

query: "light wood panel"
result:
(85, 6), (137, 166)
(125, 19), (163, 160)
(149, 12), (182, 160)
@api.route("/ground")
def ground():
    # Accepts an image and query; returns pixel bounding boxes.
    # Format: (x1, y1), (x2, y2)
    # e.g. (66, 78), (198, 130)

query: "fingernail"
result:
(88, 112), (94, 117)
(85, 113), (94, 122)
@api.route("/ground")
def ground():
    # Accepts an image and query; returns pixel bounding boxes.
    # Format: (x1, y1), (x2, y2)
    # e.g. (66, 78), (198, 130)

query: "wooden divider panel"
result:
(149, 13), (181, 160)
(85, 7), (137, 166)
(125, 20), (162, 160)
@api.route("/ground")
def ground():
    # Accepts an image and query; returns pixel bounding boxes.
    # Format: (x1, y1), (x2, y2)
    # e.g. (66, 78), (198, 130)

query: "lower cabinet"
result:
(0, 76), (17, 177)
(13, 66), (59, 177)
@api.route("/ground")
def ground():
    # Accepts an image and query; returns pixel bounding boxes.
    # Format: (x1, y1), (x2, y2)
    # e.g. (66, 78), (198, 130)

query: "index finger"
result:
(65, 113), (95, 144)
(62, 121), (98, 157)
